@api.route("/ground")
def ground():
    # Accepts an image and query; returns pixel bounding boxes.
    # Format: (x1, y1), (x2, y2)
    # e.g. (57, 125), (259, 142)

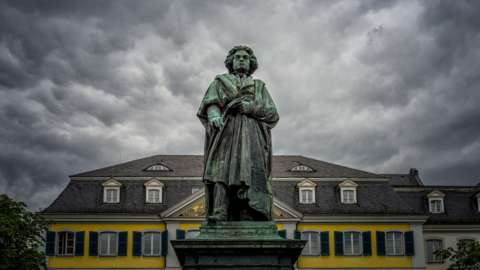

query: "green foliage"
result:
(436, 240), (480, 270)
(0, 194), (47, 270)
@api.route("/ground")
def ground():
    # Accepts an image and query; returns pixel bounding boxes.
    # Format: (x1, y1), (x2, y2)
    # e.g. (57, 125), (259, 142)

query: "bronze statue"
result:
(197, 46), (279, 222)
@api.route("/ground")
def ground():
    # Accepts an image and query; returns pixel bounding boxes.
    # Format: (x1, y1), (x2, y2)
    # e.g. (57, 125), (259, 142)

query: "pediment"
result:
(102, 178), (121, 187)
(162, 192), (301, 220)
(144, 178), (164, 187)
(427, 190), (445, 198)
(338, 179), (358, 188)
(296, 179), (316, 187)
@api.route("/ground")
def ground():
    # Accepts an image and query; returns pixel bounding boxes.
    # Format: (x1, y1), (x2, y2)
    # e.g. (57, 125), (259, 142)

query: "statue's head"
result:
(224, 45), (258, 76)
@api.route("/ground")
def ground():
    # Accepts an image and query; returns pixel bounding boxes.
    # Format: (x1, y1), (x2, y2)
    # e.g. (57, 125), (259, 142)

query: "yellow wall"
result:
(297, 224), (413, 269)
(48, 223), (166, 269)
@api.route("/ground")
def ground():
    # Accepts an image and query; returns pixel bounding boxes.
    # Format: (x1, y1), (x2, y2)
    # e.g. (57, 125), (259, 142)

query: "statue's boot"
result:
(208, 182), (229, 222)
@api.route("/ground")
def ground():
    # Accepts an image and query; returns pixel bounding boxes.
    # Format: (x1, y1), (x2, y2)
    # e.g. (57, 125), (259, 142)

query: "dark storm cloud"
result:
(1, 0), (480, 209)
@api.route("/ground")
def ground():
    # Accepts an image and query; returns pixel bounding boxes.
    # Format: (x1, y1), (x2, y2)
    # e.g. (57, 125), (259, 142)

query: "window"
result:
(57, 231), (74, 256)
(102, 179), (121, 203)
(429, 199), (444, 213)
(300, 189), (314, 204)
(146, 188), (162, 203)
(427, 190), (445, 213)
(104, 188), (119, 203)
(297, 180), (316, 204)
(339, 180), (358, 204)
(290, 165), (314, 172)
(144, 179), (164, 203)
(344, 231), (362, 255)
(99, 232), (117, 256)
(426, 239), (443, 263)
(301, 231), (320, 256)
(145, 164), (170, 171)
(143, 232), (161, 256)
(342, 189), (356, 204)
(386, 232), (404, 256)
(186, 230), (200, 239)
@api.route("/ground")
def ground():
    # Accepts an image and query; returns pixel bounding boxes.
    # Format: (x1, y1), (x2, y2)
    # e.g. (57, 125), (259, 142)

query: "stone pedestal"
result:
(171, 221), (305, 270)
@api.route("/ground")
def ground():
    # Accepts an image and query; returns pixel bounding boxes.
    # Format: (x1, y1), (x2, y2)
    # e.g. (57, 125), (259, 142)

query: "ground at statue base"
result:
(171, 221), (306, 270)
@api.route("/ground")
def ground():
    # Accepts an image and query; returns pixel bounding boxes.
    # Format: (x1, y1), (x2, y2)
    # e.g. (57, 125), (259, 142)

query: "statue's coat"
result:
(197, 73), (279, 219)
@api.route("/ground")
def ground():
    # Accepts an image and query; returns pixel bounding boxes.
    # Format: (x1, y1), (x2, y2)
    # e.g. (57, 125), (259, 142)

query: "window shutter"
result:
(376, 231), (385, 256)
(74, 231), (85, 256)
(45, 231), (56, 256)
(89, 231), (98, 256)
(294, 230), (301, 240)
(334, 231), (343, 256)
(133, 231), (142, 256)
(118, 231), (128, 256)
(362, 231), (372, 256)
(320, 231), (329, 256)
(161, 230), (168, 256)
(278, 230), (287, 239)
(176, 229), (185, 240)
(404, 231), (415, 256)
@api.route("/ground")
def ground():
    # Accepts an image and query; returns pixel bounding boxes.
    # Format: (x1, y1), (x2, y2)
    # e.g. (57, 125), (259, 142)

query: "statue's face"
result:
(232, 50), (250, 74)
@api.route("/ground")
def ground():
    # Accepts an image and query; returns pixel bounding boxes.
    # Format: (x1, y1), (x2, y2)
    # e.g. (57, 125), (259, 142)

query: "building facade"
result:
(42, 155), (480, 270)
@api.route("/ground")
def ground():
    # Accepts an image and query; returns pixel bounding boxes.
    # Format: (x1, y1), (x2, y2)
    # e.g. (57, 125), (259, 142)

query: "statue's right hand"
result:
(209, 116), (224, 129)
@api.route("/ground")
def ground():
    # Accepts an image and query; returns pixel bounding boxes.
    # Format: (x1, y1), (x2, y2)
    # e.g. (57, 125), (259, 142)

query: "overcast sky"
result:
(1, 0), (480, 210)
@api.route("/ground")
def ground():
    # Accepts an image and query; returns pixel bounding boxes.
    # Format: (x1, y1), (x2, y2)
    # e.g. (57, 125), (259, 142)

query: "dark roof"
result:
(71, 155), (382, 179)
(43, 180), (204, 214)
(396, 188), (480, 224)
(382, 168), (424, 186)
(273, 181), (422, 216)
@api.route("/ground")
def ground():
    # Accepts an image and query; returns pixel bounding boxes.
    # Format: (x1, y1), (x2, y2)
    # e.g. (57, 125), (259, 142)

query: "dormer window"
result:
(290, 164), (314, 172)
(339, 180), (358, 204)
(427, 190), (445, 213)
(102, 179), (121, 203)
(145, 163), (171, 171)
(144, 179), (164, 203)
(297, 179), (316, 204)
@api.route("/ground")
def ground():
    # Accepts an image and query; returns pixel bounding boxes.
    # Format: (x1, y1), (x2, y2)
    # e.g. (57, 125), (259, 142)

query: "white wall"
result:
(424, 230), (480, 270)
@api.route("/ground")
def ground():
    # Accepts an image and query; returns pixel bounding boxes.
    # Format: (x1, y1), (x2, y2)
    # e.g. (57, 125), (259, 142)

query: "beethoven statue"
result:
(197, 46), (279, 222)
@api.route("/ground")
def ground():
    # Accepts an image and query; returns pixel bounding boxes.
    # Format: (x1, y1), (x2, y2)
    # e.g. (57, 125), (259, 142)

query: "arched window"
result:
(290, 165), (314, 172)
(145, 164), (171, 171)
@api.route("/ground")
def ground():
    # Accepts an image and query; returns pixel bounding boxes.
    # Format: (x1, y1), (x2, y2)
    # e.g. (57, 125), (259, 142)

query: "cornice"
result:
(302, 215), (428, 224)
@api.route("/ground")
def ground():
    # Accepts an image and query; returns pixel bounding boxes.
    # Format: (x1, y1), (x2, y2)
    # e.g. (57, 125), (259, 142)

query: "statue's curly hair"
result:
(224, 45), (258, 75)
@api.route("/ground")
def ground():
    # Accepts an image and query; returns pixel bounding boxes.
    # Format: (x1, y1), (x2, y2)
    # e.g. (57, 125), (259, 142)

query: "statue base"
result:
(171, 221), (305, 270)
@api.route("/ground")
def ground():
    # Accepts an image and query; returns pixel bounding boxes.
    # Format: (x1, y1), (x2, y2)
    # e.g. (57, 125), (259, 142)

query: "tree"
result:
(436, 240), (480, 270)
(0, 194), (47, 270)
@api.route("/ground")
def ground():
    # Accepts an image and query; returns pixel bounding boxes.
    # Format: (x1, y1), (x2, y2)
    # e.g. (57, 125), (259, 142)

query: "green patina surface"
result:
(197, 45), (279, 222)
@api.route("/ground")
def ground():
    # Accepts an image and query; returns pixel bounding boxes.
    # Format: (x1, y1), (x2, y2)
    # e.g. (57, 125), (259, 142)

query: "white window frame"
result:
(343, 231), (362, 256)
(341, 187), (357, 204)
(297, 180), (317, 204)
(144, 179), (164, 204)
(299, 187), (315, 204)
(301, 231), (321, 256)
(146, 187), (163, 203)
(145, 164), (171, 171)
(102, 179), (121, 204)
(142, 231), (162, 256)
(426, 238), (444, 263)
(56, 231), (75, 256)
(103, 187), (120, 204)
(98, 231), (118, 257)
(291, 165), (314, 172)
(385, 231), (404, 256)
(428, 198), (444, 213)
